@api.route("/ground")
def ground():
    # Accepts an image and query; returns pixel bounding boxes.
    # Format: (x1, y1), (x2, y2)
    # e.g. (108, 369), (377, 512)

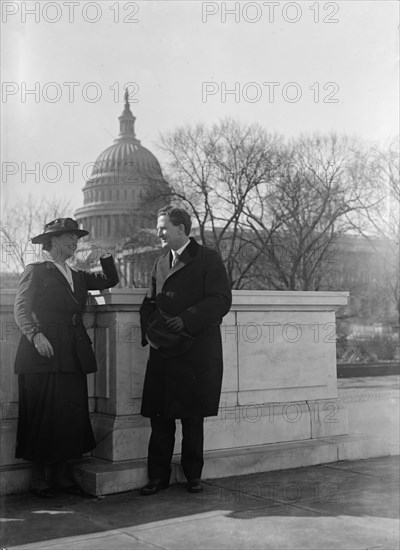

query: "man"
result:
(139, 206), (232, 495)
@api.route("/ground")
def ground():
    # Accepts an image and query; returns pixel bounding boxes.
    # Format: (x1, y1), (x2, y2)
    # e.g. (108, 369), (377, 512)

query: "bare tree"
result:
(1, 195), (72, 275)
(348, 138), (400, 322)
(160, 124), (380, 292)
(253, 133), (379, 290)
(159, 119), (284, 288)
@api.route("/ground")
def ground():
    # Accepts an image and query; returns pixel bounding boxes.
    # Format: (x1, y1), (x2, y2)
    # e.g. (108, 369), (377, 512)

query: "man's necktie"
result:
(171, 252), (179, 268)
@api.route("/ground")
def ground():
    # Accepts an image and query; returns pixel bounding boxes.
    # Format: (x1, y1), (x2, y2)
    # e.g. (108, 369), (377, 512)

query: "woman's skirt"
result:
(15, 371), (96, 462)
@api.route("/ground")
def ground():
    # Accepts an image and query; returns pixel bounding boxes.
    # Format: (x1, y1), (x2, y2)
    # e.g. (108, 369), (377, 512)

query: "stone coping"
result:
(0, 288), (349, 310)
(91, 289), (349, 310)
(87, 290), (349, 311)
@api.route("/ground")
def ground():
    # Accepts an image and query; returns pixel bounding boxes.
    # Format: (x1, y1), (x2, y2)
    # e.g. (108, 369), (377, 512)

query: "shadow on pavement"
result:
(1, 456), (399, 549)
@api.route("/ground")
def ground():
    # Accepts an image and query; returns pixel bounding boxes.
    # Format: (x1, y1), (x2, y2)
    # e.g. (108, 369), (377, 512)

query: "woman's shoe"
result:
(30, 486), (55, 498)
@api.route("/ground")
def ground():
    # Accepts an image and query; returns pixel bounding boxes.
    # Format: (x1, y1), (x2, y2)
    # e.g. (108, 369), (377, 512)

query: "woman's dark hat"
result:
(146, 314), (195, 358)
(31, 218), (89, 244)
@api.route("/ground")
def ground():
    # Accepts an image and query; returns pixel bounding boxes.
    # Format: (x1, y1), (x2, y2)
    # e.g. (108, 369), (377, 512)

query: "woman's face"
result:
(50, 233), (79, 261)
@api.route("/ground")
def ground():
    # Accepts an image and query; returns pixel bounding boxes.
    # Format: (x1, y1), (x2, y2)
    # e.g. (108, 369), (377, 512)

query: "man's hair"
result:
(158, 206), (192, 236)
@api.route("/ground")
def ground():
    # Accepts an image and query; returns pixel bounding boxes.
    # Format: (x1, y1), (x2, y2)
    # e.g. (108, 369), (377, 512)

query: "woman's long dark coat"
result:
(140, 238), (232, 419)
(14, 256), (119, 374)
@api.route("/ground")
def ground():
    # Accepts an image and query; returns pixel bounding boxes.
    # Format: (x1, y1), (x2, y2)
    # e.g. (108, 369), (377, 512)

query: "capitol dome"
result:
(75, 91), (169, 244)
(92, 141), (163, 179)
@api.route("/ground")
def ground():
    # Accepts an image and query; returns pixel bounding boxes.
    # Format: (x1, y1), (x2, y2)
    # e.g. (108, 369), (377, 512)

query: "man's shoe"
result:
(140, 479), (169, 496)
(56, 484), (86, 496)
(187, 479), (203, 493)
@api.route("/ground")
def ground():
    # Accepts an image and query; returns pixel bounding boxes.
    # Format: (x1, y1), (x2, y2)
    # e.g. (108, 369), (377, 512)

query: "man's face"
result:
(157, 215), (186, 250)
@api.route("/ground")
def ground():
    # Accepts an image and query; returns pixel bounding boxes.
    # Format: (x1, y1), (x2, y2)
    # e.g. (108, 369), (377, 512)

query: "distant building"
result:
(75, 91), (170, 285)
(75, 90), (168, 245)
(327, 234), (398, 324)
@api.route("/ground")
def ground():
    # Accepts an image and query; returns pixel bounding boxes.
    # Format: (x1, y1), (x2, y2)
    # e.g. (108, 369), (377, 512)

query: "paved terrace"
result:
(1, 455), (398, 550)
(1, 376), (399, 550)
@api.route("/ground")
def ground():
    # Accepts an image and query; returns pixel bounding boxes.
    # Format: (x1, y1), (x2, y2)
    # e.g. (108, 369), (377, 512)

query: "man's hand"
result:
(32, 333), (54, 358)
(165, 316), (184, 332)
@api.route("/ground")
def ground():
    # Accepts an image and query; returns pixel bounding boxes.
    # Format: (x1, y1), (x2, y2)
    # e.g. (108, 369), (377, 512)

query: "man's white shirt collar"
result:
(174, 240), (190, 257)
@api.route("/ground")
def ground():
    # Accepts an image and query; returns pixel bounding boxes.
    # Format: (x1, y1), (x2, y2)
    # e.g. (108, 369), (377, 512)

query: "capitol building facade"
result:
(75, 92), (170, 286)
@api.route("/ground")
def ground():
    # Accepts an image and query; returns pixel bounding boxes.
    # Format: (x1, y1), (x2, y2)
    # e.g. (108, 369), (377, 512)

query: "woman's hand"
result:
(76, 242), (112, 265)
(32, 333), (54, 358)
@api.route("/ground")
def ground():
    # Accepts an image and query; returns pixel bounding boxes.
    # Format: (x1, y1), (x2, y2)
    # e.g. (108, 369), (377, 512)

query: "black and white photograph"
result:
(1, 1), (399, 549)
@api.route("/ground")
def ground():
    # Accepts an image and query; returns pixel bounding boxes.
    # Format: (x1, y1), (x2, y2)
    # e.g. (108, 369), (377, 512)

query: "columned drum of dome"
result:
(75, 91), (169, 249)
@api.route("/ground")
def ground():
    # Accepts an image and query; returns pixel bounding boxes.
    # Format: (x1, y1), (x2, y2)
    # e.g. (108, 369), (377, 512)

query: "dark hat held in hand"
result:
(146, 314), (195, 358)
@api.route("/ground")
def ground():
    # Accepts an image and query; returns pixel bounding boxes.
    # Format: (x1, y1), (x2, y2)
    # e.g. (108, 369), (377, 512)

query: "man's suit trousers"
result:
(148, 416), (204, 482)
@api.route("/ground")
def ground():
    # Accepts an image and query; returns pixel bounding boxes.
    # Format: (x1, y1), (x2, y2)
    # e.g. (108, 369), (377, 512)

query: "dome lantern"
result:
(117, 88), (136, 139)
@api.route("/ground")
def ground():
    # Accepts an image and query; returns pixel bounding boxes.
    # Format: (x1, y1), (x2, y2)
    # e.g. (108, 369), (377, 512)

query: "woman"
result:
(14, 218), (119, 497)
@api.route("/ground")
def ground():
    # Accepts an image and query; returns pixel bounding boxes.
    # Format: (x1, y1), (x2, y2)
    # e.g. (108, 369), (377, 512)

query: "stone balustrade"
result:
(1, 288), (357, 496)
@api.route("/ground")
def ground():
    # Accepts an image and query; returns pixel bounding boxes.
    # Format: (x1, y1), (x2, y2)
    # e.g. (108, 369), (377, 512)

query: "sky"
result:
(1, 0), (399, 213)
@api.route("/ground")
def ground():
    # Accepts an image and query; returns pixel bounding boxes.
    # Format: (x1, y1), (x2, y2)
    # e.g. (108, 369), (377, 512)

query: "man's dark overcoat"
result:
(14, 256), (119, 374)
(140, 238), (232, 419)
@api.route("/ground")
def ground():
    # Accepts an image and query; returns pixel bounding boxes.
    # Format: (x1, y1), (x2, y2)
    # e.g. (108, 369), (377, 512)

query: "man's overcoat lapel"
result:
(157, 244), (195, 292)
(158, 252), (171, 289)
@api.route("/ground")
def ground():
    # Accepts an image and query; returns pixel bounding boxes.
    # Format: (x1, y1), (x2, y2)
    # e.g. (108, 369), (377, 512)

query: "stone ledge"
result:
(73, 433), (394, 497)
(83, 289), (349, 310)
(1, 433), (394, 496)
(337, 362), (400, 378)
(338, 388), (400, 402)
(322, 433), (394, 461)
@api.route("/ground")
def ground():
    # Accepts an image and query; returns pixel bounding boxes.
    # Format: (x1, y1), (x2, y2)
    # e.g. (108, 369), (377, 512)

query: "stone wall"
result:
(1, 288), (351, 495)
